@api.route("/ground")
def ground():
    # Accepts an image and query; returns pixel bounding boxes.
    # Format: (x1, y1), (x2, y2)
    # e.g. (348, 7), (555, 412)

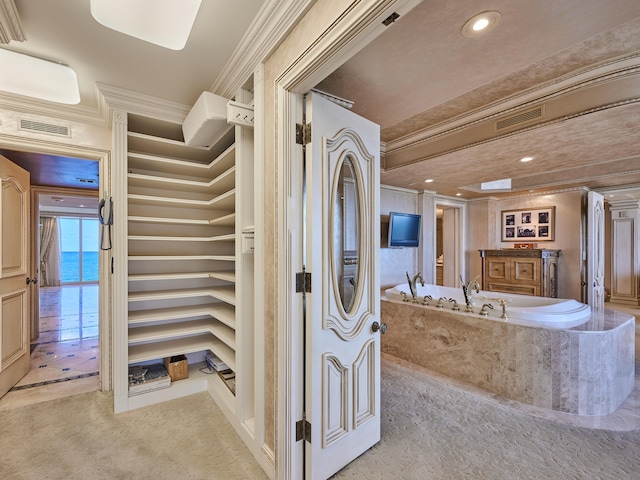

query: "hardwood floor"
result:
(0, 285), (100, 410)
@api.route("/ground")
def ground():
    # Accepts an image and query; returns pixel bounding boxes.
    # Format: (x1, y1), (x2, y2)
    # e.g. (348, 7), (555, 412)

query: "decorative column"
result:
(608, 200), (640, 305)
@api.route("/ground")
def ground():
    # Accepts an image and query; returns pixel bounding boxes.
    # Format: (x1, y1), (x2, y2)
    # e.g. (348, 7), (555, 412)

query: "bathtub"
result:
(384, 283), (592, 327)
(381, 284), (635, 415)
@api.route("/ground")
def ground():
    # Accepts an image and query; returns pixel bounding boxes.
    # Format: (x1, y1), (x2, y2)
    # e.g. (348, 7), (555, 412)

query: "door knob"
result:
(372, 321), (387, 334)
(26, 277), (37, 284)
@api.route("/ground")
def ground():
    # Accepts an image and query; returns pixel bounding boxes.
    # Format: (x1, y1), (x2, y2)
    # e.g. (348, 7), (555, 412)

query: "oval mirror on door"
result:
(332, 155), (360, 314)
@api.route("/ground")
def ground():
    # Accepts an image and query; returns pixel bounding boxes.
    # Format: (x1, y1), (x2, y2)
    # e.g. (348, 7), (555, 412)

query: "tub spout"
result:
(460, 275), (481, 309)
(406, 271), (425, 303)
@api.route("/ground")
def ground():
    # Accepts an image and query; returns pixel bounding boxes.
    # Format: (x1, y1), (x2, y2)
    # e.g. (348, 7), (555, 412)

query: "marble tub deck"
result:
(381, 296), (635, 416)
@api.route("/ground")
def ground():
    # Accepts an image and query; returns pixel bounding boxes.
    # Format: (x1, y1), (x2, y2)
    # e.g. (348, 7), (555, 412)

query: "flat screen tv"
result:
(388, 211), (421, 247)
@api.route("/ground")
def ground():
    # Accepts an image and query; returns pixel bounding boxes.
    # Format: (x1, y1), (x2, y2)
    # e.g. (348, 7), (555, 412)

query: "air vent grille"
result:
(19, 119), (71, 138)
(495, 106), (544, 131)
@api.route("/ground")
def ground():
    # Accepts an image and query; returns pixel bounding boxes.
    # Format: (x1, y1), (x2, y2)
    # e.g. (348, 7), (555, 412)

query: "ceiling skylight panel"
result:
(90, 0), (202, 50)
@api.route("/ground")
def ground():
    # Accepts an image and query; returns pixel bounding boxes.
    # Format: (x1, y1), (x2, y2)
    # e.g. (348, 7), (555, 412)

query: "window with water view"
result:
(60, 217), (99, 283)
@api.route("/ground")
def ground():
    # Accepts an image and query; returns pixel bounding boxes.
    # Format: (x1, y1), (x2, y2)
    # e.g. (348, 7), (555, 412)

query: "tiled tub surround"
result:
(381, 296), (635, 416)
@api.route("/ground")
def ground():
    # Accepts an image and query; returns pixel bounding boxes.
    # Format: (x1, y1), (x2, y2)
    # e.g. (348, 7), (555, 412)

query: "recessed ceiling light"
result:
(52, 197), (64, 202)
(78, 204), (86, 208)
(462, 11), (501, 38)
(424, 179), (434, 183)
(90, 0), (202, 50)
(473, 18), (490, 31)
(520, 156), (534, 162)
(456, 193), (462, 197)
(0, 50), (80, 104)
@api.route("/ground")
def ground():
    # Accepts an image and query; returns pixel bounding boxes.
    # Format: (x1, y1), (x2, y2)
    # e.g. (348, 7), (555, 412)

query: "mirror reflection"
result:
(333, 155), (359, 313)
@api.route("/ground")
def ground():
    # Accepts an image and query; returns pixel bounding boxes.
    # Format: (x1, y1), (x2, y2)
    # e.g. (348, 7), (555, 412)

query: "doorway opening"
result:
(435, 202), (464, 287)
(3, 190), (101, 407)
(0, 133), (110, 412)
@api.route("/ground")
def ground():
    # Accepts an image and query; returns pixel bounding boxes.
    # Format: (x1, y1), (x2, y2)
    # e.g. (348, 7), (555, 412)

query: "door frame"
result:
(30, 185), (100, 337)
(434, 197), (466, 287)
(273, 1), (422, 478)
(0, 139), (112, 392)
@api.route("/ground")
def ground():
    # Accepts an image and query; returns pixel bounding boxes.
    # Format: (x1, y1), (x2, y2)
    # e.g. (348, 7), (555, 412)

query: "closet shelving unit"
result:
(110, 87), (266, 474)
(120, 109), (247, 412)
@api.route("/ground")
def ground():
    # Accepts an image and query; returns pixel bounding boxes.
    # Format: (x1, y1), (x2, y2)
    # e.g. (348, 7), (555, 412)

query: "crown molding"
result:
(210, 0), (315, 98)
(0, 88), (108, 127)
(386, 54), (640, 156)
(0, 0), (25, 43)
(96, 82), (190, 124)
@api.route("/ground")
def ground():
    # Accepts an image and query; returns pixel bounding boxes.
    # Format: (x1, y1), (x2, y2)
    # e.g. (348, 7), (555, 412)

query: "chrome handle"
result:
(372, 321), (387, 334)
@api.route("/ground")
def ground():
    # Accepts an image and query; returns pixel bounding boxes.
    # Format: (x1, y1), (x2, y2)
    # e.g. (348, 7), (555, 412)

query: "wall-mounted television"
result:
(388, 211), (421, 247)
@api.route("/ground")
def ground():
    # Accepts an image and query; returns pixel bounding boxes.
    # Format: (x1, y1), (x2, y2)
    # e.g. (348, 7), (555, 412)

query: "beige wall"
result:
(381, 188), (586, 301)
(467, 190), (585, 300)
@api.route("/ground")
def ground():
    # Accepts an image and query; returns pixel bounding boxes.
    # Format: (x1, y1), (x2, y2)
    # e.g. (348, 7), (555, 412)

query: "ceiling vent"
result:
(19, 119), (71, 138)
(495, 105), (544, 131)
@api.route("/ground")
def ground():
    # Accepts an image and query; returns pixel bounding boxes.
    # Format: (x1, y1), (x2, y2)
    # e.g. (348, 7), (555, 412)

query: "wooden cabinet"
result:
(479, 249), (560, 297)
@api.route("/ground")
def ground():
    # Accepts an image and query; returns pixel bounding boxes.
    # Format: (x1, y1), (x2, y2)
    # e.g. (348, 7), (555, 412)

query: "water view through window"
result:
(60, 217), (99, 283)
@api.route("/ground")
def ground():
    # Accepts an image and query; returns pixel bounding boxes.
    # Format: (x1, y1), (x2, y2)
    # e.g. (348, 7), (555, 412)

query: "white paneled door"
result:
(587, 190), (605, 310)
(0, 156), (31, 399)
(304, 92), (382, 479)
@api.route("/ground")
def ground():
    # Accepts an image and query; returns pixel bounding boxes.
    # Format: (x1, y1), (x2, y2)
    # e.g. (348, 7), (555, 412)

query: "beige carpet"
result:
(0, 391), (269, 480)
(332, 357), (640, 479)
(1, 356), (639, 480)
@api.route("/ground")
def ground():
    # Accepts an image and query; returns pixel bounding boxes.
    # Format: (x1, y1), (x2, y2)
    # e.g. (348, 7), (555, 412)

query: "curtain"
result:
(40, 216), (61, 287)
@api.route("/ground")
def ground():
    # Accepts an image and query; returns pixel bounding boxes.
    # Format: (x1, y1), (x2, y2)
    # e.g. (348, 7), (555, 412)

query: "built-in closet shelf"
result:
(128, 333), (236, 371)
(128, 304), (236, 329)
(128, 189), (236, 209)
(128, 286), (236, 305)
(128, 145), (236, 177)
(128, 213), (235, 226)
(127, 167), (235, 194)
(128, 233), (235, 243)
(127, 362), (214, 407)
(118, 104), (252, 421)
(128, 271), (236, 283)
(128, 254), (235, 262)
(128, 319), (236, 351)
(127, 132), (213, 164)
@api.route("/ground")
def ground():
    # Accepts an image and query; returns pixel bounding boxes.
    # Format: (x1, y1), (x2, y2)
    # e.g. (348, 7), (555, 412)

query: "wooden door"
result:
(304, 92), (381, 479)
(587, 190), (605, 310)
(0, 156), (31, 399)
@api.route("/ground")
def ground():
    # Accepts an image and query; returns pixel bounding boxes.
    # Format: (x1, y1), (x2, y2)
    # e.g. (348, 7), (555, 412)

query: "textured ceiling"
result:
(8, 0), (265, 108)
(3, 1), (640, 200)
(317, 0), (640, 199)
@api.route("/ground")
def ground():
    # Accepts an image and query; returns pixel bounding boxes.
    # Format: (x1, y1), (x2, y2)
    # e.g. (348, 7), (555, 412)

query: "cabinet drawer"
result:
(487, 283), (538, 296)
(512, 259), (538, 283)
(486, 259), (509, 281)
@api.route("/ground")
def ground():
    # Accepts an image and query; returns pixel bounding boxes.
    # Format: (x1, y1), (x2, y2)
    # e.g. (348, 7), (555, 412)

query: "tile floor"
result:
(0, 285), (100, 411)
